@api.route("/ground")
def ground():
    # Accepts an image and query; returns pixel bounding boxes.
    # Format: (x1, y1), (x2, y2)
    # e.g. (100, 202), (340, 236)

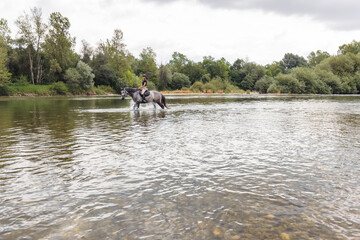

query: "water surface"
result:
(0, 95), (359, 239)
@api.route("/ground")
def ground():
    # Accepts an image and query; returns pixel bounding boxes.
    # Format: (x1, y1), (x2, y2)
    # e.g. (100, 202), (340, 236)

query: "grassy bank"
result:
(0, 83), (117, 97)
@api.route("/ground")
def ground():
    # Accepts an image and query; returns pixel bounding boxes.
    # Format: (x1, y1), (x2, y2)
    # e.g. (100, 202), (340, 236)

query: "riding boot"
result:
(142, 94), (146, 103)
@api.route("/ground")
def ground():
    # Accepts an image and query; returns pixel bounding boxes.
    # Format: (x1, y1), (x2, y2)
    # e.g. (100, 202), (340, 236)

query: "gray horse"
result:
(121, 87), (170, 110)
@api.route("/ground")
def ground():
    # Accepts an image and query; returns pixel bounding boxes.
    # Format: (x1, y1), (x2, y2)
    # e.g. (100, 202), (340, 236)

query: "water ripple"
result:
(0, 95), (359, 239)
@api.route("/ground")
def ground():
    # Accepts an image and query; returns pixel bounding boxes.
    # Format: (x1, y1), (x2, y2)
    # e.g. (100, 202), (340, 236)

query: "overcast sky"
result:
(1, 0), (360, 65)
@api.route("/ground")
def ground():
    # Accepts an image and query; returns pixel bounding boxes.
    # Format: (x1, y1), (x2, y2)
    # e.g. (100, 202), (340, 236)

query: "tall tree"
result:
(157, 64), (172, 90)
(307, 50), (330, 67)
(136, 47), (158, 85)
(279, 53), (308, 72)
(43, 12), (77, 83)
(15, 7), (47, 84)
(0, 34), (11, 83)
(96, 29), (133, 79)
(338, 40), (360, 55)
(169, 52), (189, 73)
(80, 39), (93, 64)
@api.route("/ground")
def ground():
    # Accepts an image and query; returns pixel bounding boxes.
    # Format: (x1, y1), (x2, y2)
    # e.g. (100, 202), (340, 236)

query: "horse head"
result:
(121, 88), (128, 100)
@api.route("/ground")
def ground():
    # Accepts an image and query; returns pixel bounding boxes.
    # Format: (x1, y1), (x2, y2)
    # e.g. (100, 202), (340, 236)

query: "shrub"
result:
(190, 81), (204, 92)
(171, 72), (191, 90)
(203, 82), (216, 93)
(64, 68), (81, 89)
(0, 83), (12, 96)
(76, 61), (95, 90)
(255, 76), (274, 93)
(291, 67), (318, 93)
(224, 82), (239, 93)
(50, 81), (68, 95)
(268, 74), (301, 93)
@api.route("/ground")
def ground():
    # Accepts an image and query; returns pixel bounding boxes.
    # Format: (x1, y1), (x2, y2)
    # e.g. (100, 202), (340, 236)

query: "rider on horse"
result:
(138, 74), (149, 102)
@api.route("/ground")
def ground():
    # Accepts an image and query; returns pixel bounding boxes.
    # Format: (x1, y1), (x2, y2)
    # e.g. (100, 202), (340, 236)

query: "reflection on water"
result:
(0, 95), (360, 239)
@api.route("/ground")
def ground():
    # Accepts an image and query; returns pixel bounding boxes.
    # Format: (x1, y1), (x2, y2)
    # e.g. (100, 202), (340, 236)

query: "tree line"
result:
(1, 8), (360, 96)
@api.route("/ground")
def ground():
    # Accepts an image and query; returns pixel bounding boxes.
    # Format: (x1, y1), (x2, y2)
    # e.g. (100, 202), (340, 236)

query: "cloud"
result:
(143, 0), (360, 31)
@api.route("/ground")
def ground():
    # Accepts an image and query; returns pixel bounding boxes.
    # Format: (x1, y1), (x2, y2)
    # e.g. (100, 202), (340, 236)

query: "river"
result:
(0, 94), (359, 239)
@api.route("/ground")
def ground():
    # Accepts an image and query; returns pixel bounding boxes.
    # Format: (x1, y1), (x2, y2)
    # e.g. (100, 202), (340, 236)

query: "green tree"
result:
(157, 64), (172, 90)
(135, 47), (158, 86)
(15, 7), (47, 84)
(338, 40), (360, 55)
(80, 39), (93, 64)
(254, 75), (274, 93)
(201, 56), (230, 79)
(265, 61), (282, 77)
(171, 72), (190, 90)
(307, 50), (330, 67)
(0, 35), (11, 83)
(169, 51), (189, 73)
(0, 19), (11, 83)
(190, 81), (204, 92)
(43, 12), (77, 83)
(65, 61), (94, 90)
(279, 53), (308, 72)
(268, 74), (302, 93)
(97, 29), (133, 79)
(291, 67), (319, 93)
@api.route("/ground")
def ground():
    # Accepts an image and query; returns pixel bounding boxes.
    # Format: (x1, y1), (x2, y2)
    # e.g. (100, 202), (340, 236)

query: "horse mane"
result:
(125, 87), (139, 94)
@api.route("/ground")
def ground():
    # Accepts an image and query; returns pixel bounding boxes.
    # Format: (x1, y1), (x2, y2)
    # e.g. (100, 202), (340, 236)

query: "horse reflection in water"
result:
(121, 87), (170, 110)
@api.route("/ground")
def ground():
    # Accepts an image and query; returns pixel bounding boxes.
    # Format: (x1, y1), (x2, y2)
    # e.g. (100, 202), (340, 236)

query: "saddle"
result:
(144, 90), (150, 97)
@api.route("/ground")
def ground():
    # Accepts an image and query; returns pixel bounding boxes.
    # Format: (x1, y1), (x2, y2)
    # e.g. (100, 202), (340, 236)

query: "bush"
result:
(291, 67), (318, 93)
(65, 61), (95, 91)
(50, 81), (68, 95)
(203, 82), (216, 93)
(76, 61), (95, 90)
(14, 75), (29, 86)
(0, 83), (13, 96)
(97, 85), (115, 94)
(255, 76), (274, 93)
(64, 68), (81, 89)
(171, 72), (191, 90)
(268, 74), (302, 93)
(190, 81), (204, 92)
(224, 81), (239, 93)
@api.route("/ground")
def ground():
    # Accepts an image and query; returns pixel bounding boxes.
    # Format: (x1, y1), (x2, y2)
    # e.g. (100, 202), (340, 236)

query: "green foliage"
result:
(280, 53), (308, 72)
(8, 84), (51, 96)
(0, 36), (11, 83)
(265, 61), (282, 77)
(3, 9), (360, 95)
(268, 74), (301, 93)
(190, 81), (204, 92)
(255, 75), (274, 93)
(64, 68), (81, 89)
(231, 61), (265, 90)
(135, 47), (157, 85)
(64, 61), (94, 91)
(202, 56), (230, 79)
(291, 67), (318, 93)
(307, 50), (330, 67)
(338, 40), (360, 55)
(76, 61), (95, 90)
(49, 81), (68, 95)
(96, 29), (133, 80)
(203, 82), (216, 92)
(14, 75), (29, 85)
(171, 72), (191, 90)
(43, 12), (77, 83)
(157, 64), (172, 90)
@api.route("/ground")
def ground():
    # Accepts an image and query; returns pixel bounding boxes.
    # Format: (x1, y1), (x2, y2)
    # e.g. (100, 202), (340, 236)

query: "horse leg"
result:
(157, 101), (165, 109)
(152, 102), (157, 109)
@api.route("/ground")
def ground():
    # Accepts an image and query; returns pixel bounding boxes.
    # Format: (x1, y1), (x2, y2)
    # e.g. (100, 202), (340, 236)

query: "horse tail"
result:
(161, 94), (170, 109)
